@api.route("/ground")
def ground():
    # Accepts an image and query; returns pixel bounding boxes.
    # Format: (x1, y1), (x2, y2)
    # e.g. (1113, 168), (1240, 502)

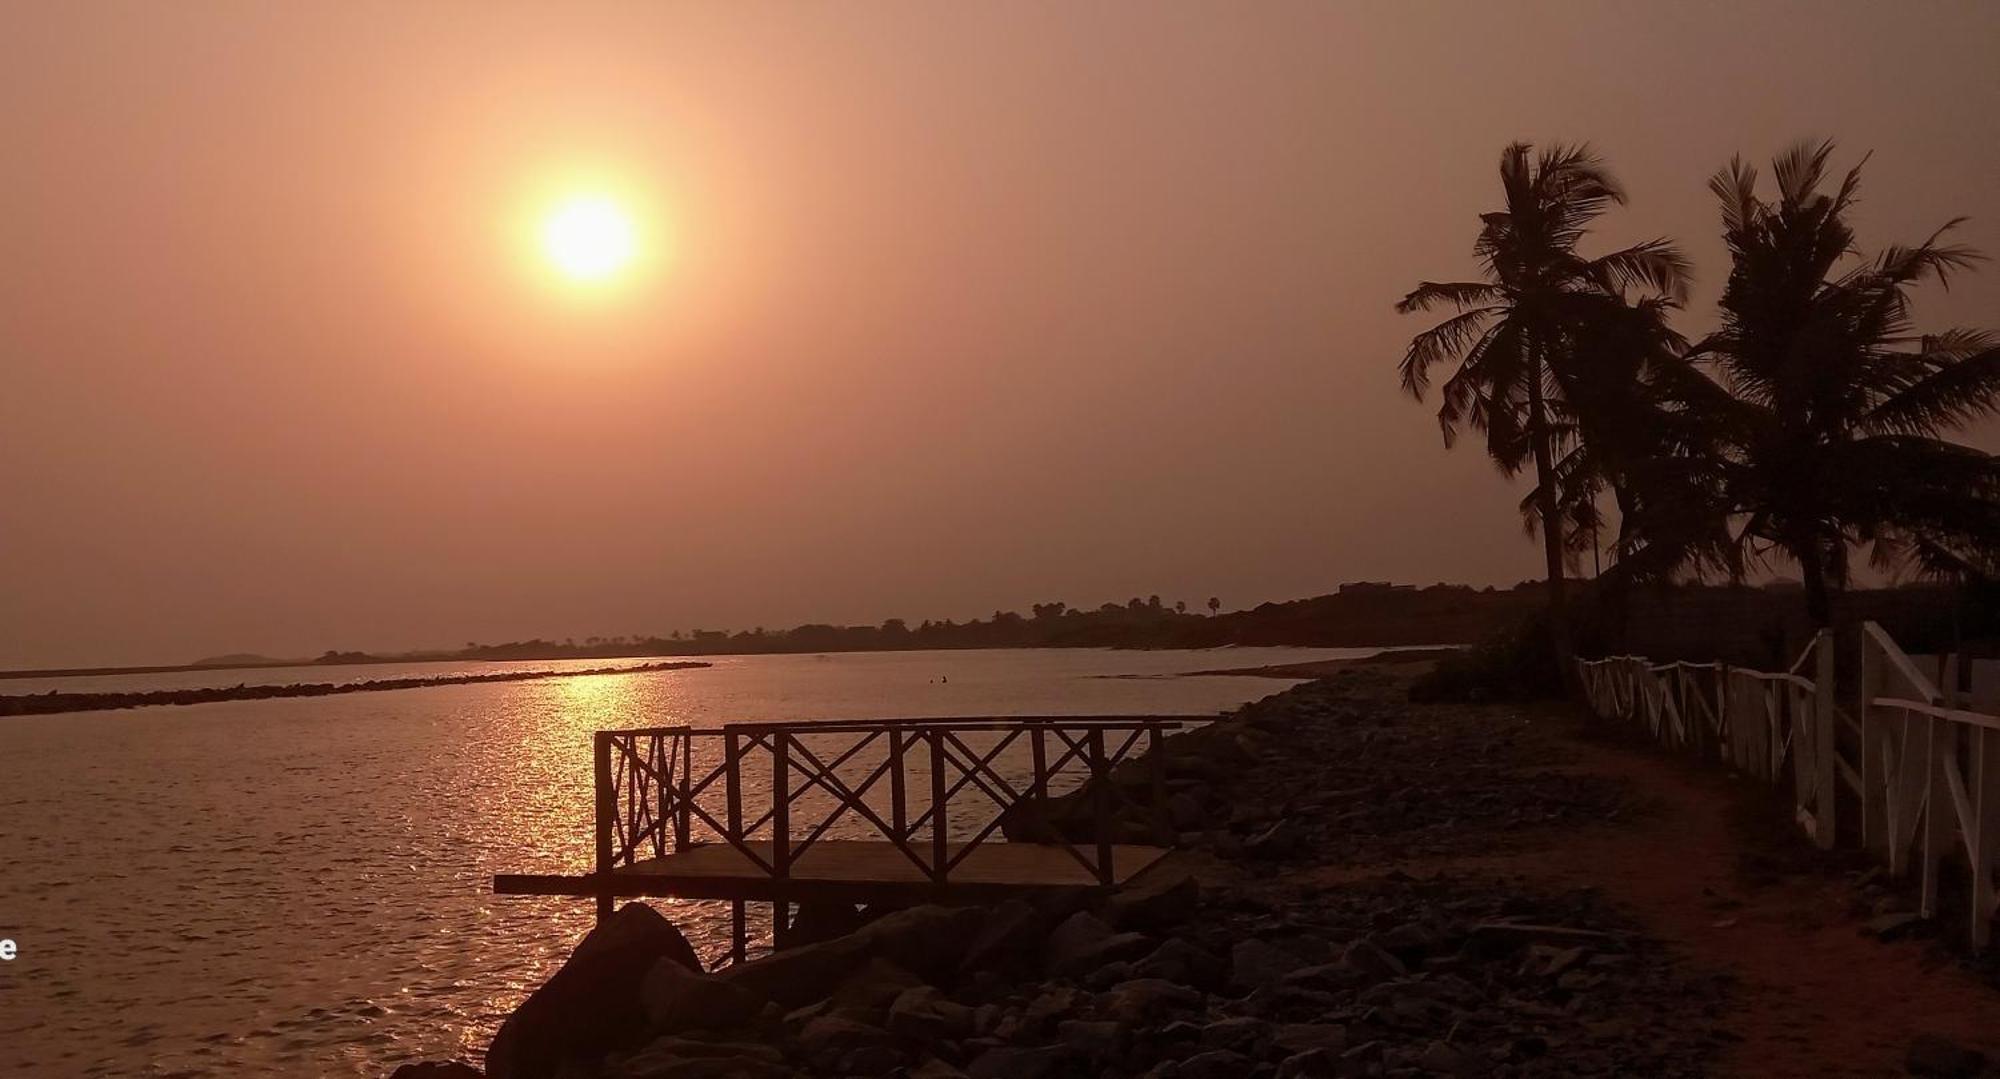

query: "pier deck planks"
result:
(495, 839), (1170, 904)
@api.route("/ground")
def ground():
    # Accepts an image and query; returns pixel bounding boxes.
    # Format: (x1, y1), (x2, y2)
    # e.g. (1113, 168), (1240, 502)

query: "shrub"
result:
(1408, 607), (1584, 703)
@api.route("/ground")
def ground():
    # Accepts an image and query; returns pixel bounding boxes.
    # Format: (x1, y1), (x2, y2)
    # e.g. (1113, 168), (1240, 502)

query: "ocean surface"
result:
(0, 646), (1372, 1076)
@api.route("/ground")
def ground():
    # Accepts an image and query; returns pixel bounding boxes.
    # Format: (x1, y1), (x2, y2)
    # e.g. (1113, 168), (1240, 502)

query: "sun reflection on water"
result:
(0, 647), (1371, 1075)
(551, 671), (655, 731)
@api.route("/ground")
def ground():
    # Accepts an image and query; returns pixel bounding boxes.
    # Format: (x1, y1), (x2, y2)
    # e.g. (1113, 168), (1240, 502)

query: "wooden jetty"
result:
(494, 715), (1193, 962)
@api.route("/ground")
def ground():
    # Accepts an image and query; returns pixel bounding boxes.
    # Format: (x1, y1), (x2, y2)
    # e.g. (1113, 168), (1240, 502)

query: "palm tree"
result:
(1397, 142), (1691, 649)
(1524, 292), (1744, 649)
(1686, 141), (2000, 624)
(1548, 295), (1741, 582)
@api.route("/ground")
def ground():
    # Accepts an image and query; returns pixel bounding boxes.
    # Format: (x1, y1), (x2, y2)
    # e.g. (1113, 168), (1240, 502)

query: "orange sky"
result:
(3, 3), (1998, 667)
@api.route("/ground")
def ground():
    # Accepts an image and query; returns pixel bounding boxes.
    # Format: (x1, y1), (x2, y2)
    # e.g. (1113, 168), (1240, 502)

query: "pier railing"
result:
(595, 715), (1184, 901)
(1577, 622), (2000, 948)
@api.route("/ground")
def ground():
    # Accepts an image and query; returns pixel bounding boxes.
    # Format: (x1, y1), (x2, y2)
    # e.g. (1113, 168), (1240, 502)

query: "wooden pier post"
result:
(593, 731), (614, 923)
(725, 730), (745, 960)
(1148, 722), (1167, 838)
(889, 729), (907, 840)
(772, 733), (791, 880)
(1090, 728), (1113, 885)
(730, 900), (746, 965)
(673, 733), (692, 852)
(929, 729), (948, 884)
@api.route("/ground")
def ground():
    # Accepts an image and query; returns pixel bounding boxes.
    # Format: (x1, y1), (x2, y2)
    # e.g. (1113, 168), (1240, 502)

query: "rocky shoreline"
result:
(0, 660), (712, 717)
(397, 667), (1733, 1079)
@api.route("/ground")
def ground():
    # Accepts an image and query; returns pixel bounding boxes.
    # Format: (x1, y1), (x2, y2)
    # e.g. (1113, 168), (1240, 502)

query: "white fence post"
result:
(1974, 727), (1999, 950)
(1813, 630), (1838, 850)
(1578, 624), (1996, 949)
(1859, 635), (1880, 855)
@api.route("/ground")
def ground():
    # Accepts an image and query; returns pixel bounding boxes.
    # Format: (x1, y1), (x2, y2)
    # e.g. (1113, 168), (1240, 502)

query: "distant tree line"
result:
(314, 584), (1561, 664)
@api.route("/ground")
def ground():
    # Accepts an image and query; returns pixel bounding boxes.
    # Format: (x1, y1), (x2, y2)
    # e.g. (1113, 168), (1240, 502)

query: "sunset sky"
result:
(4, 3), (1998, 667)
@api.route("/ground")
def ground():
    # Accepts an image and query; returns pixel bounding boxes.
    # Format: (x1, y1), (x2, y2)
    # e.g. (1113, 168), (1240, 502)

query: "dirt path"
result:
(1297, 697), (2000, 1078)
(1519, 728), (2000, 1077)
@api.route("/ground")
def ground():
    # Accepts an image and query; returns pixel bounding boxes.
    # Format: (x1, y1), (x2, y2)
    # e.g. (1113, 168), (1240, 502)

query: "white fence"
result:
(1577, 622), (2000, 949)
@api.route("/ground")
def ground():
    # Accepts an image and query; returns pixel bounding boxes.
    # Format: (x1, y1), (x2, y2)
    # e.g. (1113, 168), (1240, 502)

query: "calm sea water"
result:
(0, 647), (1368, 1077)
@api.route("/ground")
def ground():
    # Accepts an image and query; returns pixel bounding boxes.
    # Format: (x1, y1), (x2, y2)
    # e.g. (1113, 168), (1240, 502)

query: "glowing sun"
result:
(542, 196), (637, 282)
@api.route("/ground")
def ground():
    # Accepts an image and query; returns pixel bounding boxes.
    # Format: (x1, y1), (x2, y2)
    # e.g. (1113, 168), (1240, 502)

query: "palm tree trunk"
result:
(1527, 359), (1573, 667)
(1794, 537), (1833, 627)
(1604, 486), (1637, 652)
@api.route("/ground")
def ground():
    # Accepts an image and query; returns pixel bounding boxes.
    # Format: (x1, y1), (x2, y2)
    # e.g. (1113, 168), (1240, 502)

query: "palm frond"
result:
(1864, 219), (1986, 291)
(1394, 281), (1503, 315)
(1398, 307), (1500, 398)
(1771, 139), (1836, 209)
(1708, 156), (1760, 235)
(1864, 340), (2000, 435)
(1584, 239), (1694, 302)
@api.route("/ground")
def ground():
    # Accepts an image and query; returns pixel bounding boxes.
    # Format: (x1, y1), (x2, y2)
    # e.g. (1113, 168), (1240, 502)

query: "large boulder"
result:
(714, 904), (983, 1008)
(851, 905), (986, 981)
(486, 903), (702, 1079)
(886, 986), (975, 1040)
(1243, 818), (1307, 860)
(1129, 938), (1225, 990)
(1099, 977), (1203, 1024)
(996, 794), (1086, 844)
(1338, 938), (1407, 984)
(1179, 1049), (1254, 1079)
(639, 956), (768, 1035)
(966, 1045), (1074, 1079)
(1273, 1023), (1347, 1055)
(1275, 1049), (1339, 1078)
(716, 934), (871, 1009)
(828, 957), (926, 1023)
(1104, 871), (1199, 934)
(389, 1064), (482, 1079)
(1228, 937), (1310, 992)
(1057, 1018), (1127, 1059)
(797, 1015), (894, 1063)
(1047, 927), (1153, 980)
(787, 900), (869, 947)
(1041, 911), (1115, 975)
(603, 1036), (793, 1079)
(957, 900), (1046, 976)
(1907, 1034), (1986, 1078)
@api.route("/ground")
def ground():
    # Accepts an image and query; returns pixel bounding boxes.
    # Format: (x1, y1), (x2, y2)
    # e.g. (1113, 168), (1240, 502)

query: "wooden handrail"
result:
(1874, 698), (2000, 732)
(598, 715), (1190, 739)
(593, 715), (1195, 901)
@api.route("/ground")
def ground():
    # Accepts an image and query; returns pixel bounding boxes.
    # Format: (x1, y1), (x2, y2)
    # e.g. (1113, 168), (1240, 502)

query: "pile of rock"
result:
(1004, 671), (1628, 870)
(405, 861), (1726, 1079)
(393, 671), (1719, 1078)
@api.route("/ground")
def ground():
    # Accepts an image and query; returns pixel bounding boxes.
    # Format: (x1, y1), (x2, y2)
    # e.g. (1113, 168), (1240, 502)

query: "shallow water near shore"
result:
(0, 646), (1372, 1077)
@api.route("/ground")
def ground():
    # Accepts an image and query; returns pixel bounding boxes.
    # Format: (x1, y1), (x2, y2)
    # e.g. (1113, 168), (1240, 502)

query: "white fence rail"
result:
(1577, 622), (2000, 949)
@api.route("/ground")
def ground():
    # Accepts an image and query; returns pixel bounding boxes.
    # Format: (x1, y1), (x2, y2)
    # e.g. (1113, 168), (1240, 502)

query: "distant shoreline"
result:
(0, 582), (1560, 680)
(0, 660), (711, 718)
(1090, 646), (1465, 680)
(0, 641), (1441, 685)
(1178, 646), (1464, 678)
(0, 650), (738, 683)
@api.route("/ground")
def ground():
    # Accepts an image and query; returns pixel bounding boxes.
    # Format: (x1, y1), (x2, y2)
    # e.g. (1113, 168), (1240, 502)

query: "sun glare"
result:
(542, 196), (637, 282)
